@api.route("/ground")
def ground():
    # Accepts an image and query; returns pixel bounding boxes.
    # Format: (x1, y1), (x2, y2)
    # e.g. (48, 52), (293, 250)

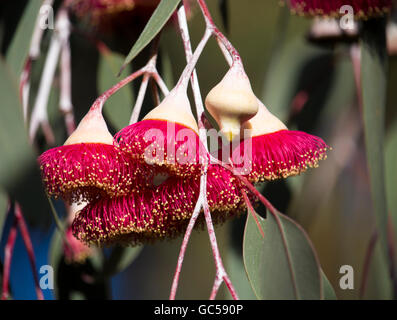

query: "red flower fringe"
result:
(288, 0), (392, 18)
(72, 165), (249, 246)
(231, 130), (329, 183)
(115, 119), (209, 182)
(38, 143), (146, 203)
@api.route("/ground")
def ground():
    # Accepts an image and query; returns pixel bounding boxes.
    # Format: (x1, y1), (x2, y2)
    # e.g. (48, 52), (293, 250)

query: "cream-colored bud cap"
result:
(242, 100), (287, 137)
(143, 89), (199, 133)
(205, 65), (259, 141)
(64, 108), (114, 145)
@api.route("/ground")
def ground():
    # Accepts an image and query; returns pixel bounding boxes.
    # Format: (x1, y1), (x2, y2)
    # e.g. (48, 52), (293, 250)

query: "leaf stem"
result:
(14, 203), (44, 300)
(59, 11), (75, 136)
(169, 179), (204, 300)
(1, 216), (17, 300)
(196, 0), (242, 66)
(360, 17), (397, 296)
(29, 8), (69, 144)
(169, 4), (238, 300)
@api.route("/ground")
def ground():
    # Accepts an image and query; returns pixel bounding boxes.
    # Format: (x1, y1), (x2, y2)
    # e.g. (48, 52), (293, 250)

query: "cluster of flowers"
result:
(38, 54), (329, 248)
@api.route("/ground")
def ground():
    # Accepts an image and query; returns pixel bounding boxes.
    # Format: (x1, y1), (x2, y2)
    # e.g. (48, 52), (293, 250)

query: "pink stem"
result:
(177, 5), (207, 133)
(196, 0), (242, 65)
(91, 68), (146, 113)
(19, 58), (32, 123)
(1, 219), (17, 300)
(211, 157), (279, 216)
(169, 191), (203, 300)
(209, 275), (223, 300)
(14, 203), (44, 300)
(202, 191), (239, 300)
(150, 78), (161, 105)
(170, 5), (238, 300)
(175, 29), (211, 91)
(41, 119), (56, 146)
(93, 44), (168, 123)
(129, 73), (150, 124)
(60, 36), (75, 135)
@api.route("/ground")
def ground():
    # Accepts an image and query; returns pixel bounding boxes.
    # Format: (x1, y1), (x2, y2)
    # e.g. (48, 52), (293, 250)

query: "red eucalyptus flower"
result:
(72, 164), (248, 246)
(115, 90), (208, 183)
(39, 106), (141, 203)
(232, 101), (329, 183)
(288, 0), (393, 18)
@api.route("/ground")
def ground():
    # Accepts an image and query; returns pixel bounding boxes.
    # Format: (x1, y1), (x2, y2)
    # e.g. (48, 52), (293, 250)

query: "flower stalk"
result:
(169, 2), (239, 300)
(1, 217), (17, 300)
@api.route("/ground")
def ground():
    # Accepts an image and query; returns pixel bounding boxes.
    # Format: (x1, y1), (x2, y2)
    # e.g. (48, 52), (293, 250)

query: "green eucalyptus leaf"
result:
(226, 239), (257, 300)
(98, 51), (134, 131)
(102, 246), (143, 278)
(0, 189), (8, 237)
(243, 208), (322, 300)
(321, 270), (337, 300)
(0, 52), (51, 227)
(122, 0), (181, 70)
(361, 18), (393, 283)
(6, 0), (42, 75)
(0, 57), (32, 187)
(386, 122), (397, 252)
(0, 57), (50, 228)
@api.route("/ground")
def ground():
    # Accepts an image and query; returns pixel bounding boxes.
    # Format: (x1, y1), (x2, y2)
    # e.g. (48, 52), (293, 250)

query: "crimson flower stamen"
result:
(115, 90), (209, 183)
(72, 164), (249, 246)
(232, 101), (329, 183)
(39, 106), (141, 203)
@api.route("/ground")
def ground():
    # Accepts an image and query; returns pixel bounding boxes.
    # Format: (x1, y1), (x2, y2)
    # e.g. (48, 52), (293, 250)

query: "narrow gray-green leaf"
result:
(0, 188), (8, 237)
(226, 239), (257, 300)
(102, 246), (143, 278)
(0, 56), (49, 226)
(243, 209), (321, 300)
(6, 0), (42, 75)
(98, 51), (134, 130)
(321, 270), (337, 300)
(386, 122), (397, 255)
(0, 58), (32, 187)
(121, 0), (181, 70)
(360, 18), (394, 287)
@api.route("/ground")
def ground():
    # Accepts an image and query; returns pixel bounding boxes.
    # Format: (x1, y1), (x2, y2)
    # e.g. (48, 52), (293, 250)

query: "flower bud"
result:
(205, 66), (258, 141)
(64, 108), (114, 145)
(143, 89), (198, 133)
(39, 107), (137, 203)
